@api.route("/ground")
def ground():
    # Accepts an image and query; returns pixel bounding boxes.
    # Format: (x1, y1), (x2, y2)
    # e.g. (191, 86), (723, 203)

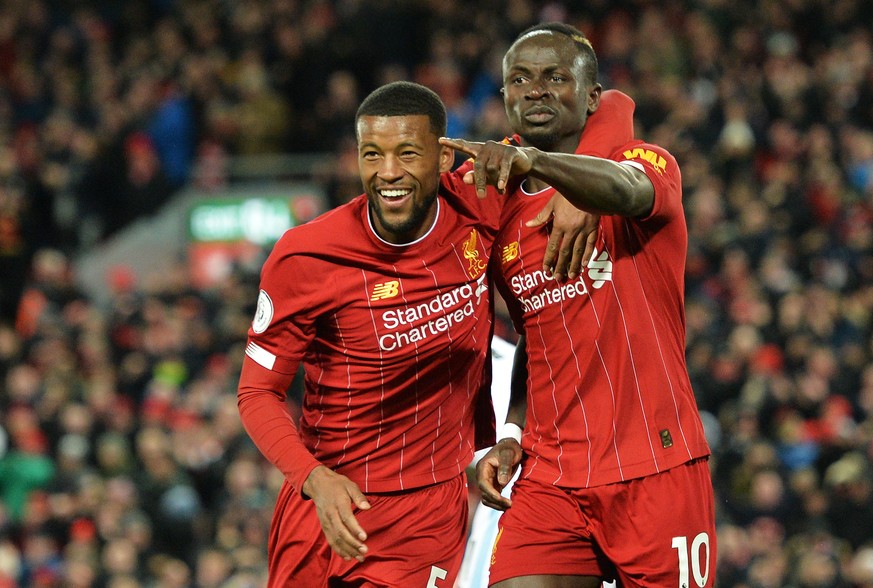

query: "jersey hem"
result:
(347, 455), (472, 494)
(523, 447), (710, 489)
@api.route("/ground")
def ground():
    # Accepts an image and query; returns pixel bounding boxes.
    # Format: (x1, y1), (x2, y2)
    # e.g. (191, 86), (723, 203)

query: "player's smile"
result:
(369, 182), (426, 234)
(376, 187), (414, 209)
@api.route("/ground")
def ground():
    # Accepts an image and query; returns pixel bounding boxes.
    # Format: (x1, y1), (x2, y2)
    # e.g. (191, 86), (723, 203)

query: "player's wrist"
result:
(498, 422), (523, 444)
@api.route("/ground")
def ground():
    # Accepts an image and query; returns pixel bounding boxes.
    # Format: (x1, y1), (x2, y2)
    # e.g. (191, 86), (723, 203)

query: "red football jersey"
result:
(493, 139), (711, 488)
(238, 171), (501, 494)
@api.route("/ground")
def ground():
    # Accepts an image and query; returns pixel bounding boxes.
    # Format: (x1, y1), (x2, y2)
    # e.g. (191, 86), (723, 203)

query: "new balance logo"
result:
(501, 242), (519, 263)
(371, 280), (400, 300)
(587, 250), (613, 289)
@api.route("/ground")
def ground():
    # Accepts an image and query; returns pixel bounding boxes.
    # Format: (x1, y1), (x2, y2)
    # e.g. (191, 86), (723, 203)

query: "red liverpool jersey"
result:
(493, 139), (711, 488)
(238, 171), (501, 494)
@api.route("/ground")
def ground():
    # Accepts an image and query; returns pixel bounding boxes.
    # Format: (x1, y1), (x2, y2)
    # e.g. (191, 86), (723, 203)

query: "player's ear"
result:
(587, 84), (602, 114)
(439, 144), (454, 173)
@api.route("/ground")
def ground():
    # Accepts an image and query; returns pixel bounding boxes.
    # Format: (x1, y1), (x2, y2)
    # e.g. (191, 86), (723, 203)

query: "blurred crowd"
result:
(1, 0), (873, 586)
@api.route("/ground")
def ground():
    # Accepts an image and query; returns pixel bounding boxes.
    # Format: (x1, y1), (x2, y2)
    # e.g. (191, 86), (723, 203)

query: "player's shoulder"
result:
(439, 170), (503, 231)
(440, 169), (477, 201)
(613, 140), (684, 225)
(272, 197), (365, 254)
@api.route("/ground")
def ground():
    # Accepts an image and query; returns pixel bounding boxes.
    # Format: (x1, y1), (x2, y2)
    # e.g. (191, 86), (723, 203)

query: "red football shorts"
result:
(489, 458), (717, 587)
(267, 473), (468, 587)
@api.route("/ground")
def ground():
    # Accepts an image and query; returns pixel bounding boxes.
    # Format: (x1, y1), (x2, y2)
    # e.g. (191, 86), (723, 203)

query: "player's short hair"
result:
(514, 22), (598, 85)
(356, 81), (447, 137)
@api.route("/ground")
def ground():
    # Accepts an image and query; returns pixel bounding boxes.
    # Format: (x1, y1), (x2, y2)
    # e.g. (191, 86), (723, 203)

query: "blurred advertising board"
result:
(187, 186), (325, 288)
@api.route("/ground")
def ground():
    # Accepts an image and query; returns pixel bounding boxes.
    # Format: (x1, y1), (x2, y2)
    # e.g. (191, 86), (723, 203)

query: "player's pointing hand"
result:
(440, 137), (535, 198)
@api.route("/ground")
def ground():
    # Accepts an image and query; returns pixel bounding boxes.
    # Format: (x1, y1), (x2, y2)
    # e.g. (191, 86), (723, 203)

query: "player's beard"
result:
(517, 128), (562, 151)
(368, 188), (437, 241)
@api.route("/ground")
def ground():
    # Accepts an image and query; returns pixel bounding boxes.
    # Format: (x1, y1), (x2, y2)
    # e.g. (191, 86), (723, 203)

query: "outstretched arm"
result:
(439, 138), (654, 218)
(526, 149), (654, 217)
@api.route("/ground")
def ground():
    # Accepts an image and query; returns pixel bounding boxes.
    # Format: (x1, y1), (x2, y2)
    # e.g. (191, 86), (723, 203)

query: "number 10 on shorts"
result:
(672, 533), (711, 587)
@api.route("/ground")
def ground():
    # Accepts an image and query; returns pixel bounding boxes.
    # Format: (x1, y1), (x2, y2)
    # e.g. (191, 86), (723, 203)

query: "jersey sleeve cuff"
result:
(294, 459), (325, 500)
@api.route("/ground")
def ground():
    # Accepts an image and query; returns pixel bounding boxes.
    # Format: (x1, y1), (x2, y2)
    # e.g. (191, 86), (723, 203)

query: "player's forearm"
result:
(526, 149), (653, 217)
(237, 357), (322, 494)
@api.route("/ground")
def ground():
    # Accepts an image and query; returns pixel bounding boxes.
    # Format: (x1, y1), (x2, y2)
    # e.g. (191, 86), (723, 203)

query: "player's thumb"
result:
(525, 206), (553, 227)
(497, 446), (515, 485)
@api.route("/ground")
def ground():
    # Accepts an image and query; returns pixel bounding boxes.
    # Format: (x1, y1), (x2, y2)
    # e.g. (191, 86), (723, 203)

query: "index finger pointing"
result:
(439, 137), (479, 158)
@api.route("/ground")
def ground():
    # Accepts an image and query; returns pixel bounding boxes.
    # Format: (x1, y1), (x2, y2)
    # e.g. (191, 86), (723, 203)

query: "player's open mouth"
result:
(379, 188), (412, 200)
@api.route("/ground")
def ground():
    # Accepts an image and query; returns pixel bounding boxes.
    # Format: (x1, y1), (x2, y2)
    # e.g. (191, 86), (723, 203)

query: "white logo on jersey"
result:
(587, 250), (613, 289)
(252, 289), (274, 333)
(377, 274), (487, 352)
(510, 248), (615, 313)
